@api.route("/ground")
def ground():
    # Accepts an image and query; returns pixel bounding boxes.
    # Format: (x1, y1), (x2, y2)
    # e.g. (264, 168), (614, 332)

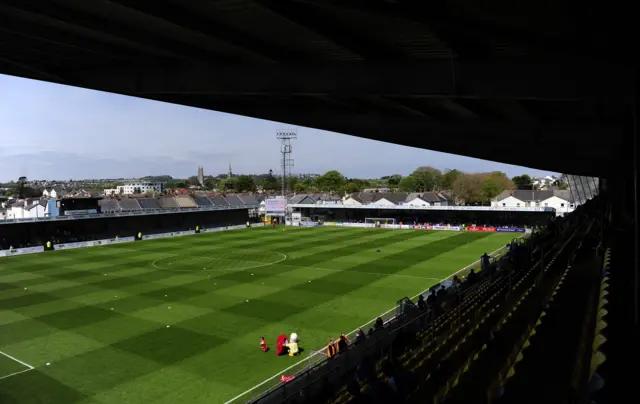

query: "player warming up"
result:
(260, 336), (269, 352)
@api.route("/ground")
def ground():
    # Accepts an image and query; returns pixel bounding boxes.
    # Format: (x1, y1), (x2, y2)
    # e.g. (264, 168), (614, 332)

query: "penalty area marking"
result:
(0, 350), (34, 381)
(222, 244), (510, 404)
(151, 252), (288, 273)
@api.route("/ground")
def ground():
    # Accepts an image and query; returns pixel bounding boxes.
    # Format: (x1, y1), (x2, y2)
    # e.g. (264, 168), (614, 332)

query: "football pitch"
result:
(0, 226), (515, 404)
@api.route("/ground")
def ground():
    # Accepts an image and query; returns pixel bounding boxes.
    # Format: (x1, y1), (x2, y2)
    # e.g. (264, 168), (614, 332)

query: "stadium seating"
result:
(117, 198), (142, 211)
(157, 196), (178, 209)
(209, 195), (229, 207)
(249, 202), (600, 404)
(175, 196), (197, 208)
(98, 199), (120, 212)
(239, 194), (259, 205)
(193, 196), (213, 207)
(137, 198), (162, 209)
(224, 195), (244, 206)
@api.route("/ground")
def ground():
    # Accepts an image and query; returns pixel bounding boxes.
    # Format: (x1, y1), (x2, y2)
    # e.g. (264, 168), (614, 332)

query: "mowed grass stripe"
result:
(0, 228), (509, 404)
(0, 229), (404, 317)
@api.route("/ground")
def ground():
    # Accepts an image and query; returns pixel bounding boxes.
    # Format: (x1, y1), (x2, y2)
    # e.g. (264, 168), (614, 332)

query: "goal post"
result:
(365, 217), (396, 228)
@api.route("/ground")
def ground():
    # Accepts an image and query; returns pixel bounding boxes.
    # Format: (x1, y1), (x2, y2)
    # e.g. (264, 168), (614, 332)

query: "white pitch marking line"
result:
(0, 368), (34, 381)
(221, 243), (510, 404)
(151, 252), (288, 272)
(0, 350), (34, 370)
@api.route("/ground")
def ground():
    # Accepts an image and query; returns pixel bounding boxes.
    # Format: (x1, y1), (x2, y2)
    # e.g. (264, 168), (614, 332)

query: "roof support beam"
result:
(106, 0), (299, 62)
(70, 61), (635, 100)
(254, 0), (409, 61)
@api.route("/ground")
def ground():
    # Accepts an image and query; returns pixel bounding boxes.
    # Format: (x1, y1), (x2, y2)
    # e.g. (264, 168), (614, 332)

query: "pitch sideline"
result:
(222, 244), (508, 404)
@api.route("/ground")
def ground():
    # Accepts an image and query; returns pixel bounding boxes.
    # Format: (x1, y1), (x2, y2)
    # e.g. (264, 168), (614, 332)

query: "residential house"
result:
(368, 193), (408, 206)
(6, 198), (49, 219)
(492, 189), (576, 215)
(403, 192), (439, 207)
(42, 187), (64, 199)
(289, 194), (317, 205)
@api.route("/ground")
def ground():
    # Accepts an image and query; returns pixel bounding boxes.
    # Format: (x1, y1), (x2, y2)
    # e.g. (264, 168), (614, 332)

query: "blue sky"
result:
(0, 74), (556, 182)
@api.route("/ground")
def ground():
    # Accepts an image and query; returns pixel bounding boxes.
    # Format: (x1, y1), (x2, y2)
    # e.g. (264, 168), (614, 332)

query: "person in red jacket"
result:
(260, 336), (268, 352)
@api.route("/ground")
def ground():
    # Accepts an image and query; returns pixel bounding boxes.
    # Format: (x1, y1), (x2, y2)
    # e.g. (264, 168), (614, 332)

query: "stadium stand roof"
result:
(224, 195), (244, 207)
(209, 196), (229, 207)
(175, 196), (197, 208)
(137, 198), (162, 210)
(0, 0), (635, 177)
(192, 196), (213, 207)
(117, 199), (141, 211)
(157, 196), (179, 209)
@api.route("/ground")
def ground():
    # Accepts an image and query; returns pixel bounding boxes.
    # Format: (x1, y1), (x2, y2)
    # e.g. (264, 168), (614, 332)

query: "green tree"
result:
(316, 170), (345, 193)
(17, 176), (27, 198)
(481, 177), (502, 201)
(411, 166), (443, 191)
(441, 169), (462, 189)
(398, 175), (418, 192)
(343, 182), (361, 194)
(512, 174), (532, 190)
(235, 175), (256, 192)
(287, 176), (298, 192)
(219, 178), (236, 191)
(262, 169), (280, 191)
(452, 173), (485, 205)
(204, 178), (217, 190)
(294, 182), (308, 193)
(387, 174), (402, 187)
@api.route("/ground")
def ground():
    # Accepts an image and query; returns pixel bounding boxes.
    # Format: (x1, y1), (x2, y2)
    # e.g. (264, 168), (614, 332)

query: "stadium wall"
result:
(0, 208), (253, 251)
(292, 206), (554, 228)
(1, 223), (264, 257)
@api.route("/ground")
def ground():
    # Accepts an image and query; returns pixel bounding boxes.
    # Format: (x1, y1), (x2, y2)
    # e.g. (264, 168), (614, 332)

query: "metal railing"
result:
(227, 243), (519, 404)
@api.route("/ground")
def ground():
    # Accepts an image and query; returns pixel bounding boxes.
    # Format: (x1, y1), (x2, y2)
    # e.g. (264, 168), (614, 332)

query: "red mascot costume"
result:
(276, 334), (289, 356)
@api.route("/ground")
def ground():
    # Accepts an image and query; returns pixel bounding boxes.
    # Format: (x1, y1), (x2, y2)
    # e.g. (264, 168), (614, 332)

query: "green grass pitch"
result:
(0, 226), (515, 403)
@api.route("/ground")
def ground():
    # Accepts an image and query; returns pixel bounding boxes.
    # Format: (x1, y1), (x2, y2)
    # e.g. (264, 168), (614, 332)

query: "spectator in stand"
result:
(374, 317), (384, 330)
(337, 334), (348, 353)
(354, 328), (366, 345)
(426, 289), (437, 307)
(417, 294), (427, 311)
(466, 268), (477, 285)
(326, 339), (336, 358)
(452, 275), (462, 291)
(436, 284), (448, 300)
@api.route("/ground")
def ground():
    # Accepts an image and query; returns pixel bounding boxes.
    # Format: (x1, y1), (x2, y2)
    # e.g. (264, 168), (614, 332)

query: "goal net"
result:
(365, 218), (396, 228)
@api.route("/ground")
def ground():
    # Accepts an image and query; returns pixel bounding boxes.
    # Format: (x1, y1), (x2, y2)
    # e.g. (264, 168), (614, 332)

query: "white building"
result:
(104, 188), (122, 196)
(118, 181), (165, 195)
(492, 190), (576, 216)
(6, 199), (50, 219)
(42, 187), (64, 199)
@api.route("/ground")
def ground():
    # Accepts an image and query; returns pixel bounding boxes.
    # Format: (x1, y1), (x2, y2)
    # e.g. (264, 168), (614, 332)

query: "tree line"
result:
(163, 167), (553, 205)
(3, 169), (563, 204)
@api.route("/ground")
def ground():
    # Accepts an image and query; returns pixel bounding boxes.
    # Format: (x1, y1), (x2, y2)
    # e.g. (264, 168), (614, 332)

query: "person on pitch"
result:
(260, 336), (268, 352)
(286, 333), (300, 356)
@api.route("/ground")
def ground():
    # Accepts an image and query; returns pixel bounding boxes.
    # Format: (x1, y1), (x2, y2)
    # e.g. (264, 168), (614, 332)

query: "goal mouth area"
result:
(364, 218), (396, 228)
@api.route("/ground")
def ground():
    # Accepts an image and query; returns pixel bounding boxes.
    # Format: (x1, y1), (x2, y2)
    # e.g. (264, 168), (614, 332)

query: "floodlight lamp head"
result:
(276, 129), (298, 140)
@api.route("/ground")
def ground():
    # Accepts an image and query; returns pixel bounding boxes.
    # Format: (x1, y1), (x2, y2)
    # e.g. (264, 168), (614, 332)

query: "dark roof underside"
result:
(0, 0), (635, 177)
